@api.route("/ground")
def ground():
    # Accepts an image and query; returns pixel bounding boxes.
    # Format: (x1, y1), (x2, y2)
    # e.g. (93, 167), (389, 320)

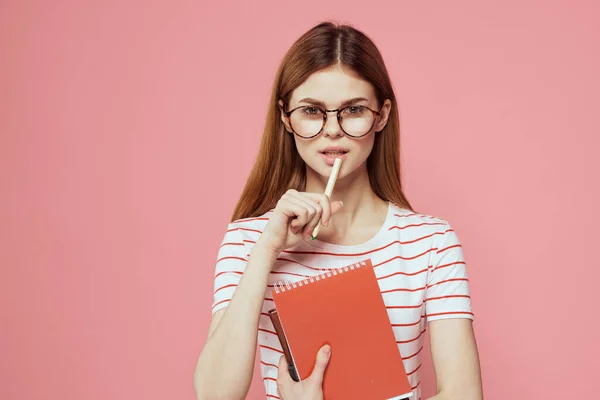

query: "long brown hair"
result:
(231, 21), (413, 222)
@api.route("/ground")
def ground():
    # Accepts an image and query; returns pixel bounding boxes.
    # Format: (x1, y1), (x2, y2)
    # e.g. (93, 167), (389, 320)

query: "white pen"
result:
(311, 157), (343, 240)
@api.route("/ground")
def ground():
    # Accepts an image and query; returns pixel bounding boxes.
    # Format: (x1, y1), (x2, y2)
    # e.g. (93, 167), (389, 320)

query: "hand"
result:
(256, 189), (343, 259)
(276, 345), (331, 400)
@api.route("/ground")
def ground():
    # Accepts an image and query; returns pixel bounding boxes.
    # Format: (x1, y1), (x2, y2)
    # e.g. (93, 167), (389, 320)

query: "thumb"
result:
(277, 355), (293, 385)
(330, 201), (344, 216)
(308, 344), (331, 386)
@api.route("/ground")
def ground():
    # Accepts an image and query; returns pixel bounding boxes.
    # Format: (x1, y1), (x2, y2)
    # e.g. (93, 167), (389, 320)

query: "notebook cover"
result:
(271, 259), (412, 399)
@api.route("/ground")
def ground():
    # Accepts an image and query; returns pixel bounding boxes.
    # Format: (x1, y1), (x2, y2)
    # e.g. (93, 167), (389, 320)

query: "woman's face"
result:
(280, 65), (391, 180)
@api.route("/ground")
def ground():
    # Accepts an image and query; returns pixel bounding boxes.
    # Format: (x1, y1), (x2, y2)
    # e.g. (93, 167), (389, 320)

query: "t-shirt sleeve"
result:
(211, 225), (249, 315)
(425, 222), (474, 322)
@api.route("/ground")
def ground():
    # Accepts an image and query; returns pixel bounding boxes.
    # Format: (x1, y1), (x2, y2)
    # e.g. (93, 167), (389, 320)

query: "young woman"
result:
(194, 22), (483, 400)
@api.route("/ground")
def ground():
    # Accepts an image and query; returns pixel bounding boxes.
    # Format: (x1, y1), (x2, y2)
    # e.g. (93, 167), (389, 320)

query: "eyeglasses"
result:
(283, 104), (382, 139)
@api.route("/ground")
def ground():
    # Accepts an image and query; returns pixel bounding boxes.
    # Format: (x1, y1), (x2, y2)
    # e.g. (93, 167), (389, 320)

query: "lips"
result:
(319, 147), (349, 166)
(319, 147), (349, 156)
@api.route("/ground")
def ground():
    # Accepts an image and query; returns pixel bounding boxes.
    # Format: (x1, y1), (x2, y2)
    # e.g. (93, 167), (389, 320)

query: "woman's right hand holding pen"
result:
(256, 189), (344, 260)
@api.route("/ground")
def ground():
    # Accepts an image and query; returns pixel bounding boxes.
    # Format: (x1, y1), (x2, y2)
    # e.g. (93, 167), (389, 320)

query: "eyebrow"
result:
(296, 97), (370, 108)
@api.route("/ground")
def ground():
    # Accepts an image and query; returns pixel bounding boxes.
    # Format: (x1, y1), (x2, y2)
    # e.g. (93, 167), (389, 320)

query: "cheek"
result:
(293, 138), (310, 157)
(352, 135), (376, 162)
(293, 138), (317, 166)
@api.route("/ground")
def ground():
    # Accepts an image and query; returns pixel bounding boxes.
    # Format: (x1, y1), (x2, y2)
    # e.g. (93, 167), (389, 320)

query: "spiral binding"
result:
(273, 260), (369, 294)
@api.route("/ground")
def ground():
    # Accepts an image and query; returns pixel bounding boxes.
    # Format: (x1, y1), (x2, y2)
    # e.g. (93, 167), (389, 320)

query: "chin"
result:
(305, 159), (347, 179)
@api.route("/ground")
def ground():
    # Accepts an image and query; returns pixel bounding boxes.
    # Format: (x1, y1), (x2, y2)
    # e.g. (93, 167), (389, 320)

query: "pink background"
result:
(1, 1), (598, 399)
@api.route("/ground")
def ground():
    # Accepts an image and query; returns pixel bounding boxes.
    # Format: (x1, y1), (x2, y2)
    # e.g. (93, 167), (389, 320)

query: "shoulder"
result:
(385, 203), (462, 258)
(222, 209), (273, 244)
(387, 203), (453, 233)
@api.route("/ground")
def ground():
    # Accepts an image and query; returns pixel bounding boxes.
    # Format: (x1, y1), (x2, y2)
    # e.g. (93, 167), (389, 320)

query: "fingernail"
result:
(322, 345), (331, 356)
(339, 201), (344, 207)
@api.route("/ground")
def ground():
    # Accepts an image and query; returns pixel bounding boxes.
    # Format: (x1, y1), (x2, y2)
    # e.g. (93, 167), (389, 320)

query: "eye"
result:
(302, 106), (321, 115)
(343, 106), (366, 115)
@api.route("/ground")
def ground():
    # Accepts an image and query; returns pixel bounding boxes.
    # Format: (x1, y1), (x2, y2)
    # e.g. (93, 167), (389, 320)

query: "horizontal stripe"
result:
(270, 270), (311, 278)
(220, 242), (244, 248)
(216, 255), (247, 264)
(389, 222), (446, 230)
(213, 283), (237, 295)
(402, 345), (424, 360)
(237, 216), (269, 224)
(212, 299), (229, 309)
(214, 270), (468, 295)
(261, 360), (279, 368)
(213, 259), (466, 286)
(407, 363), (422, 376)
(393, 212), (439, 219)
(382, 286), (426, 294)
(437, 244), (461, 254)
(377, 267), (429, 279)
(427, 311), (474, 318)
(375, 248), (438, 263)
(397, 329), (427, 344)
(282, 233), (446, 257)
(276, 257), (330, 271)
(391, 316), (425, 327)
(387, 304), (423, 309)
(394, 230), (445, 245)
(227, 227), (262, 234)
(214, 282), (467, 308)
(214, 270), (243, 279)
(425, 294), (471, 302)
(431, 261), (465, 273)
(260, 345), (284, 354)
(428, 277), (469, 288)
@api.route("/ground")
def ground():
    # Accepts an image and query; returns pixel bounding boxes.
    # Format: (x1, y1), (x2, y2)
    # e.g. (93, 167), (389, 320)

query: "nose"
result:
(322, 111), (344, 138)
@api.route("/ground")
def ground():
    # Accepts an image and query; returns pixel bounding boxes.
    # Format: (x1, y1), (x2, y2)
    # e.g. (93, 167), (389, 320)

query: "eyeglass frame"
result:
(281, 103), (383, 139)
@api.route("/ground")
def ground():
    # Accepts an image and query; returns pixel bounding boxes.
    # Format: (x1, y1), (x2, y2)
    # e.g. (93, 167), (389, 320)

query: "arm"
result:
(194, 246), (276, 400)
(427, 318), (483, 400)
(425, 221), (483, 399)
(194, 191), (342, 399)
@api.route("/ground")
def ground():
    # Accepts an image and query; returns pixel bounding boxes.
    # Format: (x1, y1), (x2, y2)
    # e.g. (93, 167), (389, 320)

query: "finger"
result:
(276, 355), (292, 392)
(287, 201), (312, 234)
(296, 199), (323, 238)
(301, 193), (333, 226)
(279, 196), (312, 234)
(298, 203), (322, 238)
(307, 344), (331, 387)
(288, 192), (323, 226)
(287, 193), (324, 236)
(303, 195), (344, 226)
(330, 200), (343, 216)
(284, 196), (318, 235)
(302, 215), (321, 239)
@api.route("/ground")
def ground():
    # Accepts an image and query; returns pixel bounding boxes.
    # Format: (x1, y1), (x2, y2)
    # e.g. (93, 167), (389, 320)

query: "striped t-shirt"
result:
(212, 202), (474, 400)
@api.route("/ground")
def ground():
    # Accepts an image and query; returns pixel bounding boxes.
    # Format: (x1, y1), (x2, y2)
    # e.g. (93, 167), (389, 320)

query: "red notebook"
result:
(270, 259), (412, 399)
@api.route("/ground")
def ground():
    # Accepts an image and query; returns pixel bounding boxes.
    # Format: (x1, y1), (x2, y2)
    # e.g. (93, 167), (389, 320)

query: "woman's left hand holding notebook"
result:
(276, 344), (331, 399)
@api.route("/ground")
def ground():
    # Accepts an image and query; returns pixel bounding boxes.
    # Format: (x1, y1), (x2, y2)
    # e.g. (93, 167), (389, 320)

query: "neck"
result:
(304, 163), (388, 244)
